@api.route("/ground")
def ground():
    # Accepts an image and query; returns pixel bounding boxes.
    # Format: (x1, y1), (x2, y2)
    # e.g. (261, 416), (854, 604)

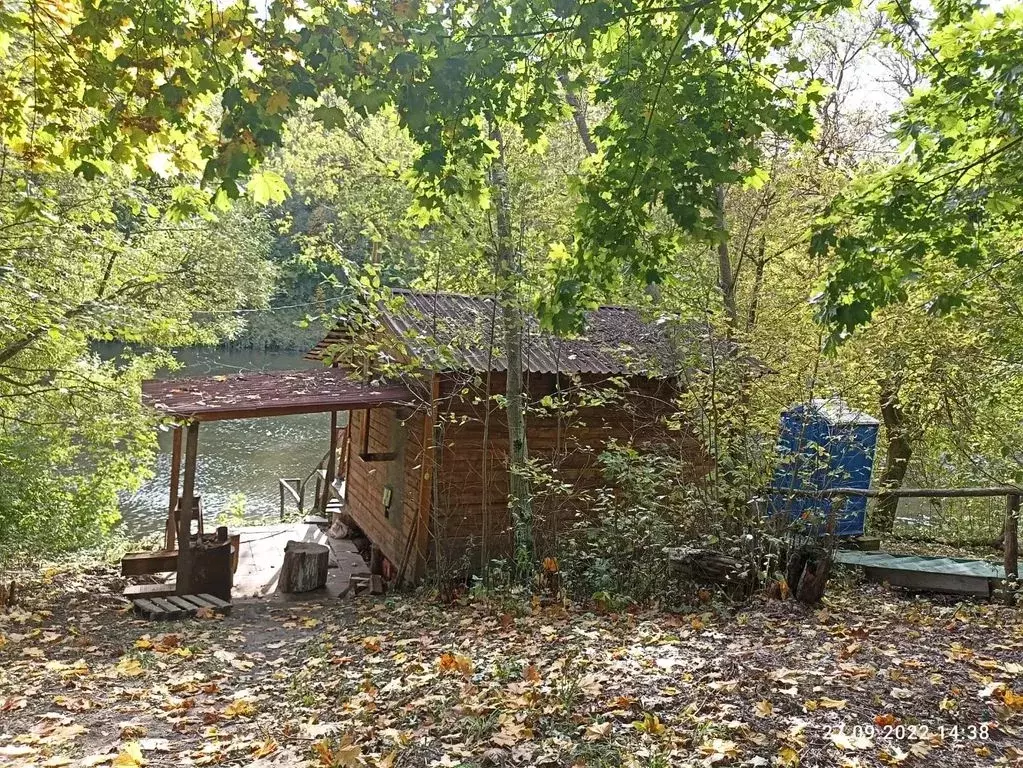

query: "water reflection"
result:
(118, 348), (331, 536)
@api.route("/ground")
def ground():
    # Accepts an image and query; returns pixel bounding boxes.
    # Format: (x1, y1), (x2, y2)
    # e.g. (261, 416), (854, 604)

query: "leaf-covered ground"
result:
(1, 565), (1022, 768)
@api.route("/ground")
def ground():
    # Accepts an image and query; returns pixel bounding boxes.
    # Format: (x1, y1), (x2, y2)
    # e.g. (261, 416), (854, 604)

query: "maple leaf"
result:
(252, 739), (278, 759)
(223, 698), (257, 718)
(831, 731), (872, 751)
(881, 746), (910, 764)
(1002, 688), (1023, 709)
(633, 713), (665, 735)
(754, 699), (773, 717)
(492, 716), (532, 746)
(699, 738), (739, 764)
(583, 721), (612, 741)
(112, 742), (146, 767)
(437, 652), (472, 675)
(776, 746), (800, 766)
(363, 636), (383, 653)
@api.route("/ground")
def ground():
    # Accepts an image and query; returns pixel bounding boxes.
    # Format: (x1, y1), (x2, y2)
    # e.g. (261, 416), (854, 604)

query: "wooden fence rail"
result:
(768, 486), (1020, 604)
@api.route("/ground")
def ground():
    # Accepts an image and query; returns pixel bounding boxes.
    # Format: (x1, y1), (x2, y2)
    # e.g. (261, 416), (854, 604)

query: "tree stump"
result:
(278, 541), (330, 593)
(786, 544), (832, 604)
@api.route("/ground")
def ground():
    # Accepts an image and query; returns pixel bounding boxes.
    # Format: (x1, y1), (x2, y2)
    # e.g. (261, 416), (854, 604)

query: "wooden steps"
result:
(132, 593), (231, 620)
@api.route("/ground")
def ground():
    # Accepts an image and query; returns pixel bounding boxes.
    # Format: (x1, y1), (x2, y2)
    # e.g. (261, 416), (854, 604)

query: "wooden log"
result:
(277, 541), (330, 593)
(1004, 493), (1019, 605)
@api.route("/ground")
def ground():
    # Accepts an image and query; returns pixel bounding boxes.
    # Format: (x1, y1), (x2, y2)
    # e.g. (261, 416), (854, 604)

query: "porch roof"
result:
(142, 368), (414, 422)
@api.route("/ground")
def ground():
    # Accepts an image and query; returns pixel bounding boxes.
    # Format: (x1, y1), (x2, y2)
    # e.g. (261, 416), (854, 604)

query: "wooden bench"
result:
(132, 593), (232, 620)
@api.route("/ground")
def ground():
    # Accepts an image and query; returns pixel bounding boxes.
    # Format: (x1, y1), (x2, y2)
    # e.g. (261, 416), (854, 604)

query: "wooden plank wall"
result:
(343, 407), (425, 569)
(428, 371), (704, 572)
(343, 372), (707, 580)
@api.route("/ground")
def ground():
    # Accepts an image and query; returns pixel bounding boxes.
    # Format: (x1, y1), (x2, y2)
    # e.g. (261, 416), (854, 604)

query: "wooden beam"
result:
(361, 408), (372, 456)
(165, 426), (182, 550)
(122, 550), (178, 576)
(769, 486), (1023, 499)
(176, 422), (199, 596)
(1005, 493), (1019, 605)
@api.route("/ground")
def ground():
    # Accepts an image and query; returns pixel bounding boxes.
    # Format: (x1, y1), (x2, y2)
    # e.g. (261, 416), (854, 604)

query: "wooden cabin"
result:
(307, 289), (709, 581)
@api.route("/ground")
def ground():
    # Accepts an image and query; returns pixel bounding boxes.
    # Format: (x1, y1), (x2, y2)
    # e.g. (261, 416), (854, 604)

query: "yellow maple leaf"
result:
(115, 657), (145, 678)
(112, 742), (146, 767)
(437, 652), (472, 675)
(633, 713), (665, 735)
(266, 91), (290, 115)
(1002, 688), (1023, 709)
(777, 745), (800, 766)
(223, 699), (256, 719)
(755, 699), (774, 717)
(362, 636), (382, 653)
(583, 721), (612, 742)
(252, 739), (278, 759)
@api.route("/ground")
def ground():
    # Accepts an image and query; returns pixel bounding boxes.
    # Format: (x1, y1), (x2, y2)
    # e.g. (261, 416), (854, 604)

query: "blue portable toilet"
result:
(769, 398), (879, 537)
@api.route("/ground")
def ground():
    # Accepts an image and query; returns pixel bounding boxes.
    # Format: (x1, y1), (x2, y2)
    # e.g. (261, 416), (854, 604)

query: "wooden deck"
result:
(232, 523), (370, 600)
(128, 522), (371, 603)
(834, 550), (1006, 597)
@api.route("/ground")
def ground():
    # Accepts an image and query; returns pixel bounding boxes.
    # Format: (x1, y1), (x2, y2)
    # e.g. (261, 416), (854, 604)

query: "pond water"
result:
(117, 348), (332, 537)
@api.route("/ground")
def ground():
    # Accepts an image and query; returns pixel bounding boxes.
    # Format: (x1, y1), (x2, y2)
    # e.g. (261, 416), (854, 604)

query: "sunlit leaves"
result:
(813, 5), (1023, 339)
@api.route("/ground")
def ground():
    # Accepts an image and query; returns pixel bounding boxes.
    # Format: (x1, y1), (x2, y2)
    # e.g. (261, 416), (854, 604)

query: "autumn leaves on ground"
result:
(1, 567), (1022, 768)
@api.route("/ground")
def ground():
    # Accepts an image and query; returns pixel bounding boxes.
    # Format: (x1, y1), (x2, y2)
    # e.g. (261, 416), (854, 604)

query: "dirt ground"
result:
(1, 564), (1022, 767)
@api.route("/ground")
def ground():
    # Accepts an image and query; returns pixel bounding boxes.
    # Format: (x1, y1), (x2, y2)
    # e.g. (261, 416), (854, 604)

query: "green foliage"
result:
(0, 159), (276, 564)
(561, 443), (712, 603)
(812, 4), (1023, 339)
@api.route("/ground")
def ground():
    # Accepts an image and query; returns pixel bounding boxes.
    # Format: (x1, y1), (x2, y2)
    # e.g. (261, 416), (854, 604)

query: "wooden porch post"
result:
(176, 421), (199, 596)
(165, 426), (183, 551)
(1005, 493), (1019, 605)
(322, 410), (339, 514)
(412, 374), (441, 581)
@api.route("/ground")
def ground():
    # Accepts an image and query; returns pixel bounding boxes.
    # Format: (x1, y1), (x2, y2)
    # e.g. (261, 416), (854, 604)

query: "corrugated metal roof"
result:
(142, 369), (414, 421)
(307, 289), (690, 377)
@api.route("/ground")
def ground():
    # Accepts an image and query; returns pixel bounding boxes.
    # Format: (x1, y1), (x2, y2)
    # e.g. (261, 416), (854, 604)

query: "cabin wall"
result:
(343, 407), (425, 570)
(428, 371), (704, 572)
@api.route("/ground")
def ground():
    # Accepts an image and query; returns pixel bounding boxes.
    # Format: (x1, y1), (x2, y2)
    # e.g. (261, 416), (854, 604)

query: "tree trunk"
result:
(490, 122), (535, 578)
(875, 379), (913, 534)
(714, 185), (738, 333)
(559, 72), (598, 156)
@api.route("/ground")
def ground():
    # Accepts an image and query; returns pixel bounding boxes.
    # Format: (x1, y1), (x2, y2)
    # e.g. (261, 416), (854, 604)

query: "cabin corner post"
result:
(413, 374), (441, 582)
(322, 409), (339, 514)
(165, 425), (183, 550)
(1005, 493), (1020, 605)
(176, 420), (199, 596)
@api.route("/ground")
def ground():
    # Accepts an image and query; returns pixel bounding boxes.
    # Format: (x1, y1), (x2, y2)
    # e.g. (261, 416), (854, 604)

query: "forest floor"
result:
(1, 564), (1022, 768)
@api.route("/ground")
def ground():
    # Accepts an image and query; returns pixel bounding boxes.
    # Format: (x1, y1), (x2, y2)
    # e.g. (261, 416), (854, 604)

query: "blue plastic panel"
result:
(769, 400), (879, 537)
